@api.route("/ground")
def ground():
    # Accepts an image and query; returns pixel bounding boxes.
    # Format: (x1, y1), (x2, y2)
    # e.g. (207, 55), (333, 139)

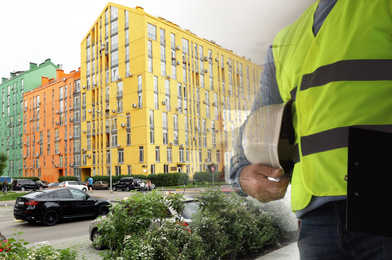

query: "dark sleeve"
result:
(229, 46), (283, 196)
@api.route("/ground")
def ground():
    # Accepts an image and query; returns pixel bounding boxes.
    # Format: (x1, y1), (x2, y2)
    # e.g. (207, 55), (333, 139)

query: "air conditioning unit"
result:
(112, 109), (116, 113)
(87, 154), (91, 158)
(215, 58), (219, 62)
(117, 76), (122, 81)
(70, 118), (73, 122)
(207, 128), (211, 132)
(180, 144), (184, 148)
(70, 163), (73, 167)
(216, 130), (220, 133)
(36, 140), (39, 143)
(169, 142), (174, 146)
(162, 100), (166, 105)
(166, 75), (171, 79)
(204, 56), (208, 61)
(121, 123), (125, 127)
(205, 69), (208, 73)
(55, 122), (59, 125)
(117, 144), (121, 147)
(88, 109), (92, 113)
(177, 61), (181, 65)
(54, 165), (58, 168)
(69, 135), (73, 139)
(132, 104), (137, 108)
(228, 90), (232, 95)
(82, 149), (86, 152)
(69, 107), (73, 111)
(127, 72), (133, 77)
(212, 102), (216, 106)
(203, 100), (207, 104)
(82, 85), (86, 89)
(176, 45), (181, 50)
(205, 158), (210, 162)
(83, 130), (86, 133)
(193, 137), (197, 141)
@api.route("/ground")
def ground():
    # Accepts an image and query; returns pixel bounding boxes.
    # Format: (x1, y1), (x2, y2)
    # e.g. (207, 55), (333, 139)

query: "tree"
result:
(0, 152), (8, 177)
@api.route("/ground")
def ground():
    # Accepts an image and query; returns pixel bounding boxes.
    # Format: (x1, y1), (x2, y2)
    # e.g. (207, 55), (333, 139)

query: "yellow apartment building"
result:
(80, 2), (262, 180)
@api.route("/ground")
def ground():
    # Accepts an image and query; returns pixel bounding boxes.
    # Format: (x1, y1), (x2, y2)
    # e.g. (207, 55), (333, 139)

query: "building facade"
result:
(23, 69), (81, 182)
(80, 3), (262, 180)
(0, 59), (58, 178)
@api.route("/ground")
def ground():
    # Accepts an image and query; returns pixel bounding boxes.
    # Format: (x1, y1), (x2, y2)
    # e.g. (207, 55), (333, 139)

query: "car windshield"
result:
(181, 201), (199, 219)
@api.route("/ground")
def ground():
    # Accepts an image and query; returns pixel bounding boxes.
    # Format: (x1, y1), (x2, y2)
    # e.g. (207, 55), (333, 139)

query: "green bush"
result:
(147, 172), (189, 187)
(96, 188), (288, 260)
(0, 229), (77, 259)
(193, 171), (222, 183)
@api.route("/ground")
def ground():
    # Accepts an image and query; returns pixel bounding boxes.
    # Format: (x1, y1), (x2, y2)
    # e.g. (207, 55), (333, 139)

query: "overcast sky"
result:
(0, 0), (315, 79)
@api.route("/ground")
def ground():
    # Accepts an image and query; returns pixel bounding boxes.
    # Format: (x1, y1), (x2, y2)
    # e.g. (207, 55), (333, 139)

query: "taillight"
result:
(25, 200), (39, 206)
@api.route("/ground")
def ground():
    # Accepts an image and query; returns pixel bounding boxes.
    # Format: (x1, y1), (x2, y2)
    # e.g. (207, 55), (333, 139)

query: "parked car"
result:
(36, 180), (49, 189)
(59, 181), (88, 192)
(12, 179), (40, 191)
(48, 182), (60, 188)
(14, 188), (111, 226)
(89, 197), (199, 249)
(92, 181), (109, 190)
(112, 177), (146, 192)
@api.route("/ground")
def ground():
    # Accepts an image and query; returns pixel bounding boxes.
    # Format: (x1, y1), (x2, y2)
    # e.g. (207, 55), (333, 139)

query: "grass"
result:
(0, 191), (27, 201)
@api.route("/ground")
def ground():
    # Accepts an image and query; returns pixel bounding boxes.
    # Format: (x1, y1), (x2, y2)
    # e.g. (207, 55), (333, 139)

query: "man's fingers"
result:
(253, 164), (283, 178)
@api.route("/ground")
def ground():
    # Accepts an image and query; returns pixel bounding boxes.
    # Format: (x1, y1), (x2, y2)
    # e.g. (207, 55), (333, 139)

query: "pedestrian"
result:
(230, 0), (392, 259)
(2, 179), (7, 195)
(88, 176), (93, 193)
(146, 179), (152, 191)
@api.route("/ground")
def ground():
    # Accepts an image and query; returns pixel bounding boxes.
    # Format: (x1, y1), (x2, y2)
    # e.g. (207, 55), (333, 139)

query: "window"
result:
(118, 149), (124, 164)
(139, 146), (144, 162)
(155, 146), (160, 162)
(115, 166), (121, 176)
(147, 23), (157, 40)
(167, 147), (172, 163)
(179, 148), (184, 162)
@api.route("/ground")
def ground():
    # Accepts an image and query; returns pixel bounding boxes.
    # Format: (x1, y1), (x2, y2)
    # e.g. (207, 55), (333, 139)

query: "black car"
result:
(12, 179), (40, 191)
(112, 177), (145, 191)
(14, 188), (111, 226)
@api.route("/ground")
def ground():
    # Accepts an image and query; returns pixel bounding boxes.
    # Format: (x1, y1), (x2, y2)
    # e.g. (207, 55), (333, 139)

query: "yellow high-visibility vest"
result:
(272, 0), (392, 211)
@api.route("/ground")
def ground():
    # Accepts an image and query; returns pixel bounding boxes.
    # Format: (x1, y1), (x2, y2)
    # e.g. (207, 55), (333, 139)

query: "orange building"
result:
(23, 69), (81, 182)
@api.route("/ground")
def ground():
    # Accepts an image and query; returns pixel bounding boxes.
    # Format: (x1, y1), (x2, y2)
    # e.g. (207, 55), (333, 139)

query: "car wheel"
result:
(126, 186), (130, 192)
(97, 205), (109, 216)
(92, 230), (105, 250)
(20, 186), (26, 191)
(43, 210), (59, 226)
(112, 186), (117, 191)
(82, 188), (87, 192)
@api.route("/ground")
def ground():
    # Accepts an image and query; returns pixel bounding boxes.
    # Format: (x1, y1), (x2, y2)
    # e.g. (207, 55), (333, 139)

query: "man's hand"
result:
(239, 164), (289, 203)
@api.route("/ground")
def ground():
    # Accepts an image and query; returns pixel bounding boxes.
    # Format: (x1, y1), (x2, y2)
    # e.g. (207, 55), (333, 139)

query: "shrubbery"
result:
(147, 172), (189, 187)
(0, 229), (77, 259)
(96, 188), (292, 260)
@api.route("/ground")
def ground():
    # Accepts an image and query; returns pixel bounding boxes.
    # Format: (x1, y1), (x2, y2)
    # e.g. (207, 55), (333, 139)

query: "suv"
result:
(112, 177), (144, 191)
(12, 179), (40, 191)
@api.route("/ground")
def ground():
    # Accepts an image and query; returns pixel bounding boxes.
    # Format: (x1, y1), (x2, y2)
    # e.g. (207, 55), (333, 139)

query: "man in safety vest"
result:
(230, 0), (392, 259)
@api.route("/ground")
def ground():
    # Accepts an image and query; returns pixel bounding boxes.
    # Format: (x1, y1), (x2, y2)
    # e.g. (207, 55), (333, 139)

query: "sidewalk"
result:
(255, 242), (299, 260)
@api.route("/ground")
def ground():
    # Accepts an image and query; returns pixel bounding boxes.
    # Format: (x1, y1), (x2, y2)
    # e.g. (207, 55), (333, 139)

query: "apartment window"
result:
(147, 23), (157, 40)
(115, 166), (121, 176)
(127, 165), (132, 175)
(155, 146), (160, 162)
(111, 19), (118, 35)
(126, 131), (131, 146)
(179, 148), (184, 162)
(139, 146), (144, 163)
(118, 149), (124, 164)
(106, 150), (110, 164)
(150, 164), (155, 175)
(126, 113), (131, 128)
(110, 6), (118, 20)
(160, 28), (166, 44)
(167, 147), (172, 163)
(182, 38), (189, 54)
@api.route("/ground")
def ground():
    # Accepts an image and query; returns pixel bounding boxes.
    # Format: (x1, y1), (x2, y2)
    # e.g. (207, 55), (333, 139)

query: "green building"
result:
(0, 59), (58, 178)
